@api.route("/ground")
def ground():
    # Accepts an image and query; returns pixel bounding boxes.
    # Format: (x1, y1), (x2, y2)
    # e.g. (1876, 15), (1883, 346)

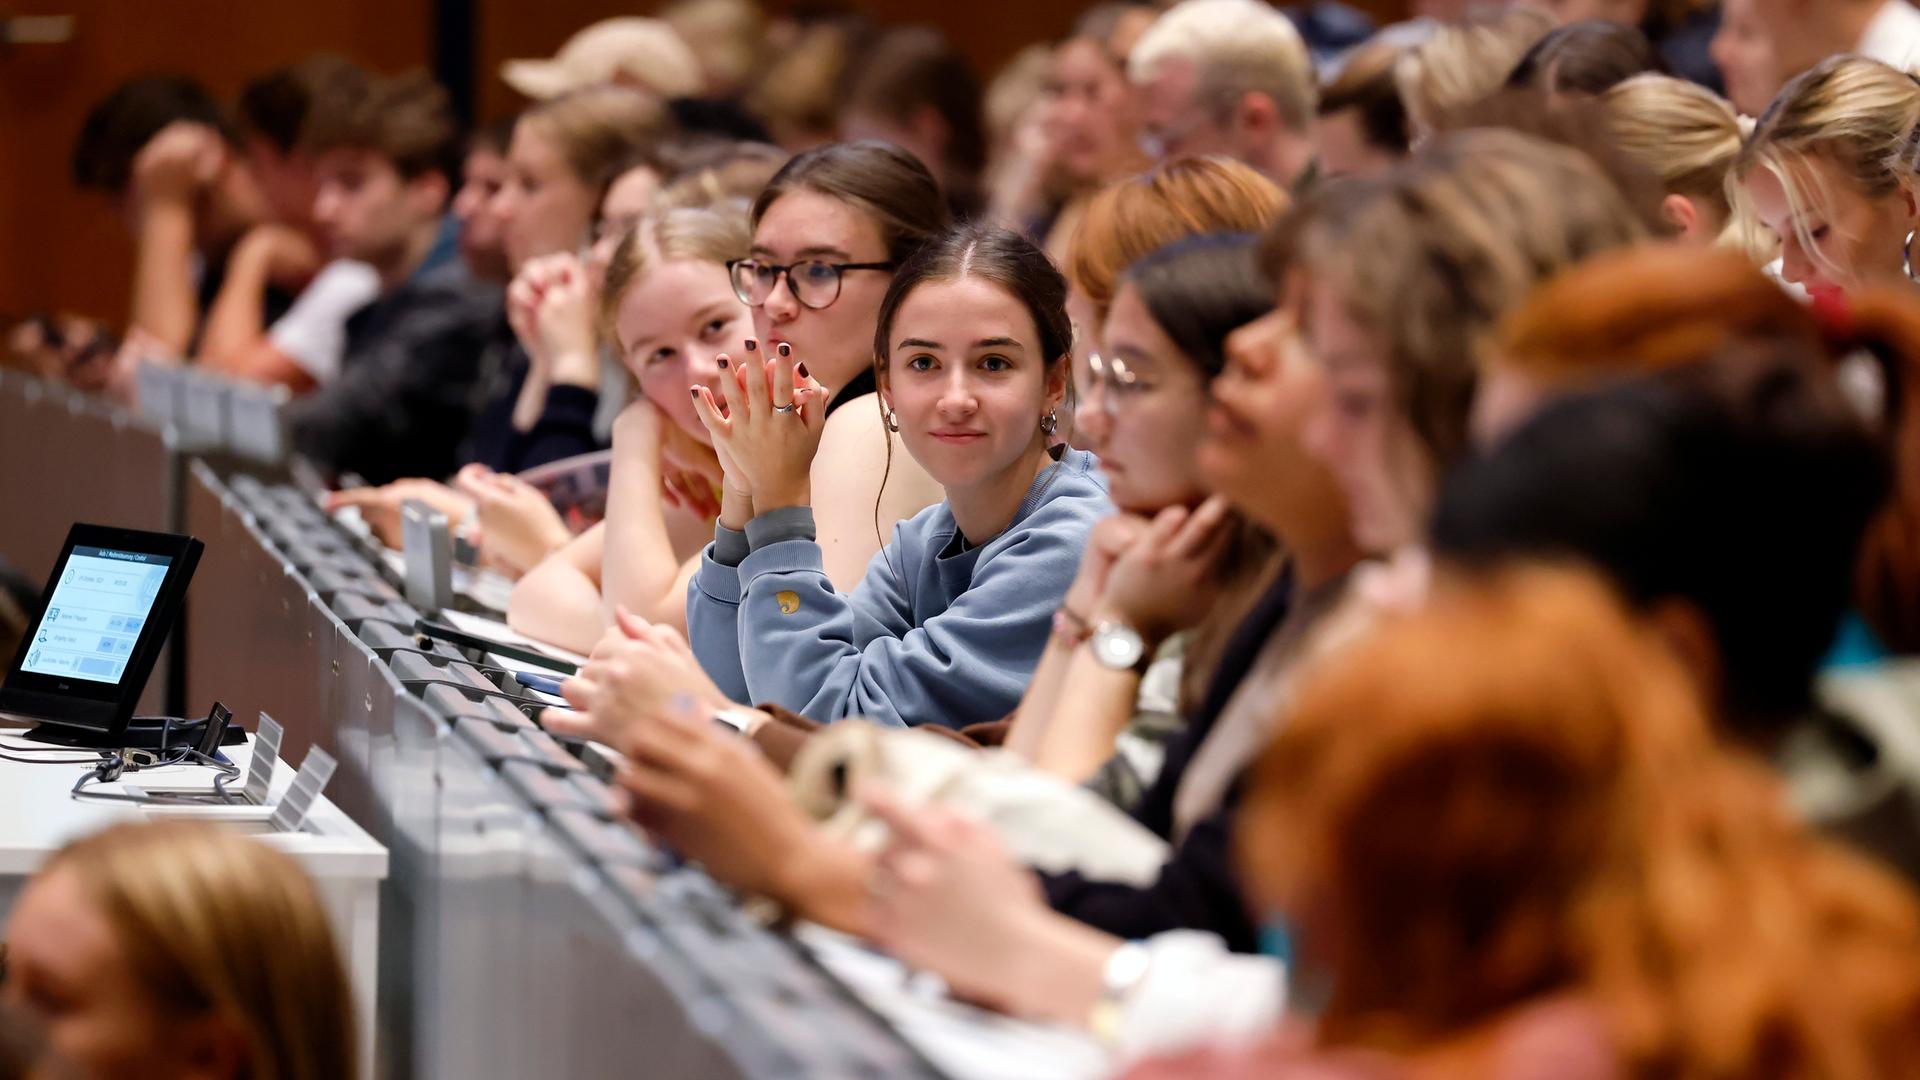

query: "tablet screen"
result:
(21, 546), (173, 686)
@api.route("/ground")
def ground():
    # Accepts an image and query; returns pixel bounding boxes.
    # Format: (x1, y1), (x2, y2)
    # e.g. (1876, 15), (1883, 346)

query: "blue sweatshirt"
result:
(688, 447), (1110, 728)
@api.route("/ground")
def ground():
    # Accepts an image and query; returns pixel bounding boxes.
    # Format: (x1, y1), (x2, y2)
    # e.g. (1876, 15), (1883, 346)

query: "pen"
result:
(514, 671), (567, 696)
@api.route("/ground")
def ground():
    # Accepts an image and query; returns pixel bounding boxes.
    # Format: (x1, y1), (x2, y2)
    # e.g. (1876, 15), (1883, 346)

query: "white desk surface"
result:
(796, 925), (1112, 1080)
(0, 725), (387, 1080)
(0, 727), (387, 878)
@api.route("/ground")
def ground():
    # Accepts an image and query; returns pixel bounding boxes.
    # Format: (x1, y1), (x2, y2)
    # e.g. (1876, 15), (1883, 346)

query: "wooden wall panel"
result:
(475, 0), (1415, 122)
(6, 0), (1412, 325)
(0, 0), (432, 326)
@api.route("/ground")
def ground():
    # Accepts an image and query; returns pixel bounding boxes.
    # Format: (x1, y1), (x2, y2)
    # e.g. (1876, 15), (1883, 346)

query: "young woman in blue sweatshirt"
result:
(686, 222), (1111, 728)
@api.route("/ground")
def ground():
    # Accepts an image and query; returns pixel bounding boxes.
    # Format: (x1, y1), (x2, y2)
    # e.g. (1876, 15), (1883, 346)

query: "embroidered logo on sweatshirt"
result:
(775, 591), (801, 615)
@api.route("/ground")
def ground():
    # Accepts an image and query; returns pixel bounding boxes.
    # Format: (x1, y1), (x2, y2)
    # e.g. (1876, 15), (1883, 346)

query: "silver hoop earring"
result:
(1905, 230), (1918, 283)
(885, 409), (900, 433)
(1040, 410), (1058, 436)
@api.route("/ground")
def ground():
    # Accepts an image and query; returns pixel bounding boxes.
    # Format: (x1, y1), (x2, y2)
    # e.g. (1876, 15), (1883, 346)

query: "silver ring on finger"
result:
(772, 401), (798, 414)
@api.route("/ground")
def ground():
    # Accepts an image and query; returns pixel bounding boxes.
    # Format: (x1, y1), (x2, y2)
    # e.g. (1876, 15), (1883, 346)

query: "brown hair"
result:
(42, 821), (355, 1080)
(843, 26), (987, 189)
(1265, 128), (1647, 469)
(1316, 39), (1409, 157)
(304, 70), (458, 180)
(1242, 564), (1920, 1075)
(521, 85), (672, 201)
(1495, 245), (1920, 653)
(749, 140), (952, 264)
(1068, 156), (1286, 317)
(239, 55), (369, 155)
(1504, 19), (1664, 97)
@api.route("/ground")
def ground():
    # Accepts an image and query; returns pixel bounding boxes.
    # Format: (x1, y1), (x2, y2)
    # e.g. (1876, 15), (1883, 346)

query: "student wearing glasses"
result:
(707, 142), (949, 599)
(668, 221), (1108, 726)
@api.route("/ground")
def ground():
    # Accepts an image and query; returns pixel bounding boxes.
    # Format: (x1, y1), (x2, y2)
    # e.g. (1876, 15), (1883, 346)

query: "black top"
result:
(461, 338), (607, 475)
(1040, 566), (1299, 953)
(826, 366), (878, 420)
(286, 249), (503, 485)
(191, 247), (295, 356)
(1650, 7), (1724, 94)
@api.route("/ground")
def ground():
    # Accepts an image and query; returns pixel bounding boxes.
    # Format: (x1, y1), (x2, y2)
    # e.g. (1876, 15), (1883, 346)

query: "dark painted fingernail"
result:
(717, 356), (729, 369)
(777, 343), (791, 357)
(744, 339), (757, 351)
(797, 363), (810, 379)
(690, 388), (700, 398)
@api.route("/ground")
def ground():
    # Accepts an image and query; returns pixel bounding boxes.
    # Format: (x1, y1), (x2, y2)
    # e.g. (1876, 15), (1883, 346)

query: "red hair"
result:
(1241, 565), (1920, 1075)
(1497, 245), (1920, 653)
(1067, 157), (1286, 314)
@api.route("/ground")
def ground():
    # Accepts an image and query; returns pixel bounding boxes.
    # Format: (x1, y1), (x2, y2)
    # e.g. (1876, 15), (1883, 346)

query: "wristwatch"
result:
(1089, 621), (1150, 674)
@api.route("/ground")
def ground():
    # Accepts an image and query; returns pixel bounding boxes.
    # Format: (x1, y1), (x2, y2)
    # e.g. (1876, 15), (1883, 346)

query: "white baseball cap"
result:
(501, 17), (704, 101)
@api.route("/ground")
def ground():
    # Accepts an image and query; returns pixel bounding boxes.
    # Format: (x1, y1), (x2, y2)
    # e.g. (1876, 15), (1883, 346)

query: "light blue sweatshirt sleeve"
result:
(686, 522), (753, 703)
(733, 493), (1102, 728)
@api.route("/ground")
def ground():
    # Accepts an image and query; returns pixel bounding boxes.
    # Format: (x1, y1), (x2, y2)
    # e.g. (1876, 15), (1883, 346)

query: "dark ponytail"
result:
(869, 223), (1073, 571)
(874, 222), (1072, 371)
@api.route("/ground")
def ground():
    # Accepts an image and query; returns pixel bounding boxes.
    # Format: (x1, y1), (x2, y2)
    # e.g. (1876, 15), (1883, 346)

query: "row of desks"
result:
(0, 369), (1109, 1079)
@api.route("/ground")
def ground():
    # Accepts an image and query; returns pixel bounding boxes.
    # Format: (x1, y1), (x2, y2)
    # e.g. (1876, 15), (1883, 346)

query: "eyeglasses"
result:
(726, 258), (896, 310)
(1084, 352), (1145, 418)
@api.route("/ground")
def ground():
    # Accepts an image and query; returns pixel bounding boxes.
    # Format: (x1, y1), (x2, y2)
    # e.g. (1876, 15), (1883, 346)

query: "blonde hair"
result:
(661, 0), (764, 95)
(1602, 74), (1748, 244)
(601, 203), (752, 336)
(1396, 5), (1554, 135)
(521, 85), (671, 200)
(1731, 54), (1920, 282)
(1128, 0), (1317, 133)
(42, 821), (354, 1080)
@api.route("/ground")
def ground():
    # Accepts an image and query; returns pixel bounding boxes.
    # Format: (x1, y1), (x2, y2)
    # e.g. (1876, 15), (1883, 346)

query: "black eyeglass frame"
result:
(726, 258), (897, 310)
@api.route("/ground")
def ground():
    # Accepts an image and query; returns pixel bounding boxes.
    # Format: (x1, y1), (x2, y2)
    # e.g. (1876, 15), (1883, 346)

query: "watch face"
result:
(1093, 623), (1145, 670)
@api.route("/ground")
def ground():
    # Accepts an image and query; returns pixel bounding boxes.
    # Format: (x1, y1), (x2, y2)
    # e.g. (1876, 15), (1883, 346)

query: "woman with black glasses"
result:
(712, 142), (950, 596)
(662, 221), (1108, 726)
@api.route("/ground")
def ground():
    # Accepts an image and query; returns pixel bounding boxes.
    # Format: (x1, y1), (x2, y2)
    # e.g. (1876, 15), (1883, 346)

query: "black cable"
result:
(0, 749), (99, 765)
(69, 748), (242, 805)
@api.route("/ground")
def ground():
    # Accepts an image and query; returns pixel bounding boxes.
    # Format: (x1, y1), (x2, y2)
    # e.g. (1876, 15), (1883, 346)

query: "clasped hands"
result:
(507, 253), (599, 389)
(691, 340), (830, 521)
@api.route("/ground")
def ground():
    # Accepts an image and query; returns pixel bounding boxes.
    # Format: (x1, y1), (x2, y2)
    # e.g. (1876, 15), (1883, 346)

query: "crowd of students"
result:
(7, 0), (1920, 1074)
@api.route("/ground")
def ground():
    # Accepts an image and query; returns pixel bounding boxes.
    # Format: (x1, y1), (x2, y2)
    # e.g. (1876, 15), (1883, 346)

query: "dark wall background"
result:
(2, 0), (1408, 326)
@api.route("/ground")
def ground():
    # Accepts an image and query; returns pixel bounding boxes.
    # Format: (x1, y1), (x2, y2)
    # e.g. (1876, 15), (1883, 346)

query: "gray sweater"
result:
(688, 448), (1110, 728)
